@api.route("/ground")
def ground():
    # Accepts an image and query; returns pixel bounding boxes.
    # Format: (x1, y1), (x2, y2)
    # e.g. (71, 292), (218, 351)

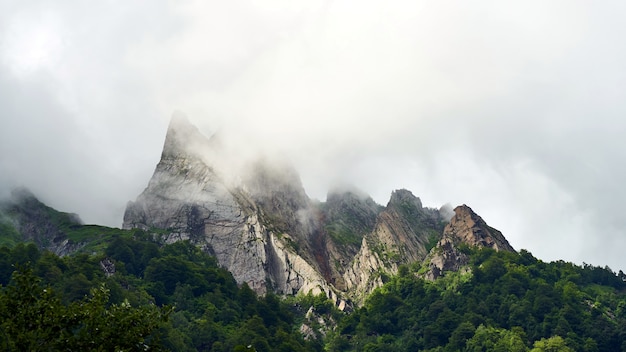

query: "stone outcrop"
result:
(342, 237), (391, 303)
(424, 204), (515, 280)
(442, 205), (514, 252)
(424, 237), (470, 280)
(100, 258), (116, 277)
(368, 190), (444, 264)
(341, 189), (447, 302)
(268, 232), (335, 300)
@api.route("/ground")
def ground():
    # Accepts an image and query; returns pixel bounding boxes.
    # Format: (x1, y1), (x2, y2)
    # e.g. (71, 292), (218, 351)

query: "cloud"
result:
(1, 0), (626, 271)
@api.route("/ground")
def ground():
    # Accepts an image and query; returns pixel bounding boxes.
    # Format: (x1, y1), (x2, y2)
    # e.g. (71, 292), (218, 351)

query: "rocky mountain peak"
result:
(325, 188), (380, 221)
(9, 187), (37, 203)
(444, 205), (514, 252)
(124, 115), (337, 297)
(1, 187), (83, 255)
(388, 189), (423, 209)
(123, 115), (517, 305)
(424, 205), (515, 280)
(6, 187), (82, 226)
(323, 187), (381, 258)
(161, 113), (214, 160)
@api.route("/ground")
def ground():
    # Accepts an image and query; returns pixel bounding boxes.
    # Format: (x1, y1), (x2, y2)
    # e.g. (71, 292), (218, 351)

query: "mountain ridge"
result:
(3, 116), (626, 351)
(0, 187), (85, 255)
(0, 115), (519, 305)
(122, 115), (515, 304)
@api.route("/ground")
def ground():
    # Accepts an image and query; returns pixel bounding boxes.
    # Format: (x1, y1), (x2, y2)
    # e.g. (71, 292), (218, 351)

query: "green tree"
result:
(446, 321), (475, 351)
(465, 325), (528, 352)
(530, 336), (574, 352)
(0, 267), (171, 351)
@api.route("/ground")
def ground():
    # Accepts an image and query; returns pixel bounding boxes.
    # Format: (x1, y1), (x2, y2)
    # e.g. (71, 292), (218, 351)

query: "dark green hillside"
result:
(328, 247), (626, 351)
(2, 191), (626, 351)
(0, 215), (20, 247)
(2, 233), (626, 351)
(0, 188), (137, 254)
(0, 237), (321, 351)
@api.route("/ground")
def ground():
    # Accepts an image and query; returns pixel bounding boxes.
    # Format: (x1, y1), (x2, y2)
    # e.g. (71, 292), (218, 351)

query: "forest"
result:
(1, 232), (625, 351)
(329, 246), (626, 351)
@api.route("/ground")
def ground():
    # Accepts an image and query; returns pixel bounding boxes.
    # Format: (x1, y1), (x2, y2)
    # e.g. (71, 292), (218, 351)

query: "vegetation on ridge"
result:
(1, 233), (626, 351)
(1, 193), (626, 351)
(0, 237), (321, 351)
(328, 247), (626, 351)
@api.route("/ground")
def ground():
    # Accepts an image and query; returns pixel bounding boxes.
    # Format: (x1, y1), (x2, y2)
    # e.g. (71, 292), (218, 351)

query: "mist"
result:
(1, 1), (626, 271)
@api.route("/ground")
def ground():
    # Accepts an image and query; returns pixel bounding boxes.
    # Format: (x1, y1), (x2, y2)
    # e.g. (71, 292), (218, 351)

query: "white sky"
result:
(1, 0), (625, 271)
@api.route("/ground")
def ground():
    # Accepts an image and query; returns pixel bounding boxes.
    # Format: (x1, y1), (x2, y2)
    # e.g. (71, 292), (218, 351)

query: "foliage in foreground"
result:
(0, 238), (320, 351)
(2, 234), (626, 351)
(0, 267), (169, 351)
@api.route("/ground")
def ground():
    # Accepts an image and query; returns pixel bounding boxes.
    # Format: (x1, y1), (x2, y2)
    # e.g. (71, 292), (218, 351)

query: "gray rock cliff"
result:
(424, 204), (515, 280)
(122, 116), (516, 305)
(342, 189), (447, 302)
(123, 116), (335, 297)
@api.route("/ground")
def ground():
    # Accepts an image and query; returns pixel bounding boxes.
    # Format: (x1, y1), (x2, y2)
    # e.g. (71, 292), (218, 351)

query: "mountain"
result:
(123, 116), (514, 304)
(0, 188), (138, 256)
(3, 116), (626, 351)
(2, 199), (624, 351)
(0, 188), (84, 255)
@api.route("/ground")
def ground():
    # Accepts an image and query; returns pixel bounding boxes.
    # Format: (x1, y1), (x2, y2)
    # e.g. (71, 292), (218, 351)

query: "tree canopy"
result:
(1, 235), (625, 351)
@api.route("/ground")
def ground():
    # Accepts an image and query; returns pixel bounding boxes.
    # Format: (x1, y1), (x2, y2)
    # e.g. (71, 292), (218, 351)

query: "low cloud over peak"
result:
(1, 1), (626, 271)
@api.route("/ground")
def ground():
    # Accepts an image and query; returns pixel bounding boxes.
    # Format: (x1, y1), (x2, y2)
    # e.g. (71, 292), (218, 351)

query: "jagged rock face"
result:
(0, 188), (85, 256)
(123, 116), (516, 305)
(342, 238), (391, 303)
(241, 160), (333, 283)
(123, 116), (332, 296)
(125, 118), (262, 292)
(321, 189), (382, 291)
(341, 189), (447, 301)
(443, 205), (514, 252)
(267, 232), (336, 300)
(323, 189), (381, 257)
(423, 237), (470, 280)
(424, 205), (515, 280)
(369, 190), (444, 263)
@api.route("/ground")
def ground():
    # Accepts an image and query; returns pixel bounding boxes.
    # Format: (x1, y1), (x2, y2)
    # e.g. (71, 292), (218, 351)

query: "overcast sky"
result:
(1, 1), (625, 271)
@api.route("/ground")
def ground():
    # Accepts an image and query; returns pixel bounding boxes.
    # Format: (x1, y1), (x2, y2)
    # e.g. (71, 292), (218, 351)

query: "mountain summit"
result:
(123, 116), (515, 304)
(0, 188), (83, 255)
